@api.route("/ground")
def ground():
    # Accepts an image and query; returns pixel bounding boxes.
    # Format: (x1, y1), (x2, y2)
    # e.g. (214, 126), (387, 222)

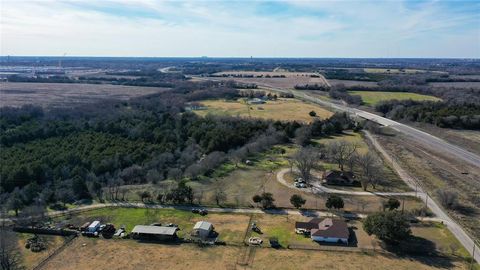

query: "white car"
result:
(248, 237), (263, 245)
(295, 177), (305, 183)
(294, 182), (306, 188)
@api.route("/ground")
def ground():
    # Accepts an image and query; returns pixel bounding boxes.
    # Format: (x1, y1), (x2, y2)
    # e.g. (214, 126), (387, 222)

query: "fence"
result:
(32, 234), (78, 270)
(13, 227), (78, 236)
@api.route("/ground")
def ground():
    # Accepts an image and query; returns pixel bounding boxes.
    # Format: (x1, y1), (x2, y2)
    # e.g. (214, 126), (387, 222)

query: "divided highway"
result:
(264, 85), (480, 168)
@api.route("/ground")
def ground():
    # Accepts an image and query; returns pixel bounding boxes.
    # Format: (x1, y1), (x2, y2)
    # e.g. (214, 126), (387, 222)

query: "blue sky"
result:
(1, 0), (479, 58)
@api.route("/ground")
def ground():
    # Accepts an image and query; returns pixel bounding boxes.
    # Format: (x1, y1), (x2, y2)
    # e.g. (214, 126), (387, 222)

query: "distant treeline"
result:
(322, 69), (387, 82)
(375, 100), (480, 130)
(7, 69), (184, 88)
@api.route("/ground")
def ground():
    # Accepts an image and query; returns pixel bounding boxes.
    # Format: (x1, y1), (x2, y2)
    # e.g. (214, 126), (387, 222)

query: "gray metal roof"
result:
(193, 221), (213, 231)
(131, 225), (177, 235)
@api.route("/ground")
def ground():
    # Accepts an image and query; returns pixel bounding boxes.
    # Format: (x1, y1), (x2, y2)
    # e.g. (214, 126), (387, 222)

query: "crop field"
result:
(194, 98), (333, 123)
(0, 82), (169, 107)
(348, 91), (441, 106)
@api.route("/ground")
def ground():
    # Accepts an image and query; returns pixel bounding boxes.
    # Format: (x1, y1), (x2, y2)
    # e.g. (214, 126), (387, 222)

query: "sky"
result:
(1, 0), (479, 58)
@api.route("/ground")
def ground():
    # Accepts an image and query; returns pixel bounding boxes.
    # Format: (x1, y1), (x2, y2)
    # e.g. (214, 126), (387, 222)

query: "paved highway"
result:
(261, 85), (480, 168)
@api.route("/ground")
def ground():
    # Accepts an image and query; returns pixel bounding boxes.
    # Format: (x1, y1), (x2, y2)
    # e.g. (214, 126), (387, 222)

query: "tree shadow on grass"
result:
(382, 236), (457, 269)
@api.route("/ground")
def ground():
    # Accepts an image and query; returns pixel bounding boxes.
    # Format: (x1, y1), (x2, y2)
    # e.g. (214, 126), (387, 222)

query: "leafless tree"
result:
(346, 152), (358, 173)
(293, 146), (319, 184)
(212, 179), (227, 206)
(194, 189), (204, 205)
(326, 140), (358, 171)
(0, 208), (24, 270)
(294, 126), (312, 146)
(356, 152), (382, 191)
(436, 189), (458, 209)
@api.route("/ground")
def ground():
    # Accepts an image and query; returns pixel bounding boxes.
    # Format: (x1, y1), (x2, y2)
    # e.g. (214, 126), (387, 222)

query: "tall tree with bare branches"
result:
(326, 140), (358, 172)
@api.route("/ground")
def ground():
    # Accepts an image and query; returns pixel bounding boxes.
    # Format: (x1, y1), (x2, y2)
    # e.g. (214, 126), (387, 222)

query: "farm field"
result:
(206, 71), (330, 89)
(327, 79), (378, 88)
(348, 91), (441, 106)
(195, 98), (333, 123)
(0, 82), (169, 107)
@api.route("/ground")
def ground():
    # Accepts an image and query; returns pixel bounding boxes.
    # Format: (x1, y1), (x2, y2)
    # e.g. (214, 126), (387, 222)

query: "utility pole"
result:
(470, 244), (476, 270)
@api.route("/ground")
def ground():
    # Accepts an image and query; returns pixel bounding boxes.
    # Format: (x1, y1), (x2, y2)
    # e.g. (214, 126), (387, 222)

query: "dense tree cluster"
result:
(375, 100), (480, 130)
(0, 80), (355, 215)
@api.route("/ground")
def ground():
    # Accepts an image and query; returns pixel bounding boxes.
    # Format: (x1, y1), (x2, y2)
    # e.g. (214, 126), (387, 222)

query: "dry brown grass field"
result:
(326, 79), (378, 88)
(16, 234), (66, 269)
(42, 233), (471, 270)
(208, 71), (330, 89)
(195, 98), (333, 123)
(0, 82), (168, 107)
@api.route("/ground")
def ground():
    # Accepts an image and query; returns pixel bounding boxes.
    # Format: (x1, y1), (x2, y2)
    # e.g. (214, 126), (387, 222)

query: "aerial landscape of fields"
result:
(1, 0), (480, 270)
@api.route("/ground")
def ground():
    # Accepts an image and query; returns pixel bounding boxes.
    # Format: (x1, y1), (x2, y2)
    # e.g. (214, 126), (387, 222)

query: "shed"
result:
(192, 221), (213, 239)
(131, 225), (178, 241)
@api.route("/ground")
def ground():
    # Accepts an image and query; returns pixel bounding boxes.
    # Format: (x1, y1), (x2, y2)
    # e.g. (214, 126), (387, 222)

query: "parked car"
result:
(295, 178), (305, 183)
(294, 182), (306, 188)
(248, 237), (263, 245)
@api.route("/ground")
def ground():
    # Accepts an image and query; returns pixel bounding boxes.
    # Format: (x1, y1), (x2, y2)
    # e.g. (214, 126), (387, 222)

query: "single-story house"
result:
(322, 170), (360, 186)
(295, 218), (349, 244)
(131, 225), (178, 241)
(247, 98), (266, 105)
(191, 221), (214, 239)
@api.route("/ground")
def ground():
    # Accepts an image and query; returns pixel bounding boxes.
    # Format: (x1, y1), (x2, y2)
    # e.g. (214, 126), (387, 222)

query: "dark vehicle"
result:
(269, 237), (281, 248)
(101, 224), (116, 239)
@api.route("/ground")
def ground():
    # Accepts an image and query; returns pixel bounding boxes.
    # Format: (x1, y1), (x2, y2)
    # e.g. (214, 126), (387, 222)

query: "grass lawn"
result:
(348, 91), (441, 106)
(195, 98), (333, 123)
(411, 222), (472, 259)
(66, 207), (250, 244)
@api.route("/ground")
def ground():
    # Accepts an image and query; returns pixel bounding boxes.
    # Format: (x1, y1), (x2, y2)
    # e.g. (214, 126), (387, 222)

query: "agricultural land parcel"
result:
(0, 82), (169, 108)
(195, 98), (333, 123)
(348, 91), (441, 106)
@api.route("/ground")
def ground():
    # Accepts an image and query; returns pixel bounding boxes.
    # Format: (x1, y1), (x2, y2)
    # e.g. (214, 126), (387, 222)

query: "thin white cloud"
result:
(0, 0), (478, 57)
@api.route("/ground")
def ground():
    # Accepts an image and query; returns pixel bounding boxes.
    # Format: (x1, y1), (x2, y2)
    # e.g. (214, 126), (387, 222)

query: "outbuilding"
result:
(131, 225), (178, 241)
(191, 221), (214, 239)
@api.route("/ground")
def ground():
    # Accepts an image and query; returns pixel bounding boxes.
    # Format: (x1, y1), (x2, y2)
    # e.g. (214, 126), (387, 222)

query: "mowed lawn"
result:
(195, 98), (333, 123)
(348, 91), (441, 106)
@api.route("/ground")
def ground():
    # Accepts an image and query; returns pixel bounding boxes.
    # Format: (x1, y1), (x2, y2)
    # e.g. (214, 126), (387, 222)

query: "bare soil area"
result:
(0, 82), (169, 107)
